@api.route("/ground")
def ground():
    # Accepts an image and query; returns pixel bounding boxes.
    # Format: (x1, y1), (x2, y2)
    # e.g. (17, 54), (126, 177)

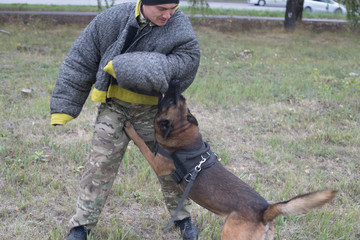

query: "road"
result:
(1, 0), (286, 11)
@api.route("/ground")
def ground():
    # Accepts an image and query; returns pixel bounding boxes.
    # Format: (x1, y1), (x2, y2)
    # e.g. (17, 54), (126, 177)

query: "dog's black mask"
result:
(157, 80), (187, 140)
(158, 118), (174, 140)
(158, 80), (184, 111)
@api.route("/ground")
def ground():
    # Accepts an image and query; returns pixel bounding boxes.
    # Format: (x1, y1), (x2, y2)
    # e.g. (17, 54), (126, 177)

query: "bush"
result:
(343, 0), (360, 30)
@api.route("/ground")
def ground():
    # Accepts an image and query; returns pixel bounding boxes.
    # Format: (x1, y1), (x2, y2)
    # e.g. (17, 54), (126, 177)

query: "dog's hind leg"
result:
(221, 212), (274, 240)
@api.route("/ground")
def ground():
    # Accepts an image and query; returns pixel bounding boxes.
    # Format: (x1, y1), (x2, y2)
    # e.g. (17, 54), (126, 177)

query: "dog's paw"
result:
(124, 121), (133, 128)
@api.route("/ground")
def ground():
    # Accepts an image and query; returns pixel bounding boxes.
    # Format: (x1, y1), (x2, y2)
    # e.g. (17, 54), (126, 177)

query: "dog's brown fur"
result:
(123, 82), (337, 240)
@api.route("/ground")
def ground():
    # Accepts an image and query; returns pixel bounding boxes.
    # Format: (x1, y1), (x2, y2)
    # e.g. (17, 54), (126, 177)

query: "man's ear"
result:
(187, 109), (198, 126)
(158, 119), (174, 140)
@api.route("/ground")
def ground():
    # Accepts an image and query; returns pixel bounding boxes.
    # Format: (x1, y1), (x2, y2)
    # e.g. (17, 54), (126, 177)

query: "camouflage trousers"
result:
(69, 98), (192, 229)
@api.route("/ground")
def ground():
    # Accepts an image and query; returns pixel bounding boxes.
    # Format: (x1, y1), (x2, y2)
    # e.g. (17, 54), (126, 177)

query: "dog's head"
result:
(155, 80), (200, 148)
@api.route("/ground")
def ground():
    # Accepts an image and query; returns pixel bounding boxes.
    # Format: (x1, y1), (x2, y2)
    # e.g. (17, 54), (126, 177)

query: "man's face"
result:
(142, 3), (178, 26)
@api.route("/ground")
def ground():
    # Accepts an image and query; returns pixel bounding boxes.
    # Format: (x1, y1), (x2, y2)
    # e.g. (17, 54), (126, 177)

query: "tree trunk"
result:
(284, 0), (304, 31)
(284, 0), (297, 31)
(296, 0), (304, 21)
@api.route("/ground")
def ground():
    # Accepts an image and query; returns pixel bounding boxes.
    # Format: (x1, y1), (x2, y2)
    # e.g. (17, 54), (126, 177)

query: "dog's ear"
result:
(187, 109), (198, 126)
(158, 119), (174, 140)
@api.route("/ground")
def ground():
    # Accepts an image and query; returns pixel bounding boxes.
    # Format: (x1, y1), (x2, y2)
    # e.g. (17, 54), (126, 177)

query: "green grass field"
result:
(0, 18), (359, 239)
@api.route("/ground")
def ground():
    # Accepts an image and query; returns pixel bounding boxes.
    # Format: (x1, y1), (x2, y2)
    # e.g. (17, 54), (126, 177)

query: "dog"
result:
(123, 80), (337, 240)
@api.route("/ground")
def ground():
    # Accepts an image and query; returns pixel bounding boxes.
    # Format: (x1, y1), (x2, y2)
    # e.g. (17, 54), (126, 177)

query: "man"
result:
(50, 0), (201, 239)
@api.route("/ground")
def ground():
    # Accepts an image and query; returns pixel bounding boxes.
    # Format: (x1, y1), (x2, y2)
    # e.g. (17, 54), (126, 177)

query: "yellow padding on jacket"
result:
(91, 88), (107, 103)
(108, 84), (158, 105)
(51, 113), (74, 125)
(103, 60), (158, 105)
(135, 0), (141, 17)
(104, 60), (116, 79)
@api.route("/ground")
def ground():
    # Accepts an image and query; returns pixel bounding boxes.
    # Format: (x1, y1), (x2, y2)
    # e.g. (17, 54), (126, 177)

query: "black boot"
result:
(66, 226), (90, 240)
(175, 217), (199, 240)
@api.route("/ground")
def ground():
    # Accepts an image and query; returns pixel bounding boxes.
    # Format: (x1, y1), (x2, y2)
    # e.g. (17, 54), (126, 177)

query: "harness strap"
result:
(162, 169), (199, 233)
(155, 143), (172, 158)
(156, 142), (217, 233)
(155, 143), (188, 183)
(171, 142), (215, 184)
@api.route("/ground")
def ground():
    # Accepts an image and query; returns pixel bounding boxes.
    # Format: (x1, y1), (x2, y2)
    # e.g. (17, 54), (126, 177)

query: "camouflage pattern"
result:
(69, 98), (192, 229)
(158, 175), (193, 221)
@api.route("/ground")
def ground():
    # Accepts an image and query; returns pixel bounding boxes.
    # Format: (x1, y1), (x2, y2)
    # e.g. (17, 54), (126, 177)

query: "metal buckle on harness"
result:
(184, 173), (193, 182)
(185, 152), (211, 182)
(195, 152), (210, 172)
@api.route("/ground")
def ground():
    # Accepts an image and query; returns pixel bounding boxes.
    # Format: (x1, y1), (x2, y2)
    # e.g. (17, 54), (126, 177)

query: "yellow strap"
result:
(91, 88), (107, 103)
(107, 85), (158, 105)
(103, 60), (158, 105)
(91, 85), (158, 105)
(51, 113), (74, 125)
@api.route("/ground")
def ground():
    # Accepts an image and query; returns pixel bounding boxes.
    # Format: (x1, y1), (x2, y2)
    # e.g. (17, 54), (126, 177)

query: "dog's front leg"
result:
(124, 121), (156, 165)
(123, 121), (175, 176)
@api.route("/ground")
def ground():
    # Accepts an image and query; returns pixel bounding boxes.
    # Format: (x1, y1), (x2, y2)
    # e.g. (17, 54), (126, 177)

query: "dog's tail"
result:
(262, 190), (337, 222)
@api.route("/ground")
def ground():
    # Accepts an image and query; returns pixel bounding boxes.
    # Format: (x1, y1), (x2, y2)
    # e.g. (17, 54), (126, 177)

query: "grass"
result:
(0, 18), (360, 239)
(0, 3), (347, 20)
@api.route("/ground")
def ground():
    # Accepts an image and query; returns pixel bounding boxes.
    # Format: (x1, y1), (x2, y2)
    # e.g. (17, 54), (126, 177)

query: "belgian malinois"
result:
(123, 80), (337, 240)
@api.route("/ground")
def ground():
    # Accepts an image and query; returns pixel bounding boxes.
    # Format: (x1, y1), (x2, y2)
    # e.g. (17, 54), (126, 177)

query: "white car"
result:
(303, 0), (347, 14)
(247, 0), (286, 6)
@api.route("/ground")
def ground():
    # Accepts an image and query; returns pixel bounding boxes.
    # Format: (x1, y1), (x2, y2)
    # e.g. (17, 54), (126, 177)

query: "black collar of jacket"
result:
(155, 141), (217, 184)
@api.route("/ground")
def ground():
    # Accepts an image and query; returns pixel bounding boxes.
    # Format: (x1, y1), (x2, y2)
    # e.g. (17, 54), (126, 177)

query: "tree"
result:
(284, 0), (360, 31)
(187, 0), (210, 16)
(284, 0), (304, 31)
(343, 0), (360, 30)
(97, 0), (116, 11)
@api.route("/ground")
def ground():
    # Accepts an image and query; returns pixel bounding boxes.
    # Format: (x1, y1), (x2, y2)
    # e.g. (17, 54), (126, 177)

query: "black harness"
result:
(156, 141), (218, 232)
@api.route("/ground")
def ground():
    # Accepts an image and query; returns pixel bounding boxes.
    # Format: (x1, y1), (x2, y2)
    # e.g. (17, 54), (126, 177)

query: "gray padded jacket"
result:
(50, 1), (200, 124)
